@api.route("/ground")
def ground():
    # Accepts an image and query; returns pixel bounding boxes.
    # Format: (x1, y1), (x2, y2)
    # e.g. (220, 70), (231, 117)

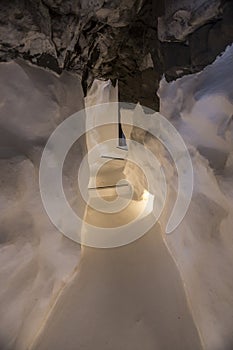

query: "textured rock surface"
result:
(1, 0), (232, 110)
(158, 0), (221, 41)
(160, 0), (233, 81)
(0, 0), (162, 109)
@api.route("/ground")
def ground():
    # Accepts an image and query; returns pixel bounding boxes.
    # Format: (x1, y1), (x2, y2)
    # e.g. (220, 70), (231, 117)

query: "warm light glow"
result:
(142, 190), (150, 201)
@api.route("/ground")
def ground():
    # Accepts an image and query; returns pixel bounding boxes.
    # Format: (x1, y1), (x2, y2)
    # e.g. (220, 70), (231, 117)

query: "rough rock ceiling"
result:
(0, 0), (233, 110)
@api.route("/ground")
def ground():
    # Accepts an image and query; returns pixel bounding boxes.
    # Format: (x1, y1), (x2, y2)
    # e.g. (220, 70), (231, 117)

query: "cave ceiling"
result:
(1, 0), (233, 110)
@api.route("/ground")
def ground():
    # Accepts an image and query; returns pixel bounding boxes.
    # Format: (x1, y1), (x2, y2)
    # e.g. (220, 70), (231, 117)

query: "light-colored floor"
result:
(30, 159), (203, 350)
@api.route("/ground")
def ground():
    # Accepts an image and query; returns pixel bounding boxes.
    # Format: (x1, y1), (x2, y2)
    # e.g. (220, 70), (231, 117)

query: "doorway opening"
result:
(118, 108), (128, 150)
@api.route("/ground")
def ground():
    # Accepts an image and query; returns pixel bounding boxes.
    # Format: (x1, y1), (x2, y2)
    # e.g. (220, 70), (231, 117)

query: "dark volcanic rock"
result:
(0, 0), (233, 110)
(160, 0), (233, 82)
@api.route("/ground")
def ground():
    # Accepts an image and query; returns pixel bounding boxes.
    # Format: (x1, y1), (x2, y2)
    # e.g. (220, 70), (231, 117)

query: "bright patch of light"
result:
(142, 190), (150, 201)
